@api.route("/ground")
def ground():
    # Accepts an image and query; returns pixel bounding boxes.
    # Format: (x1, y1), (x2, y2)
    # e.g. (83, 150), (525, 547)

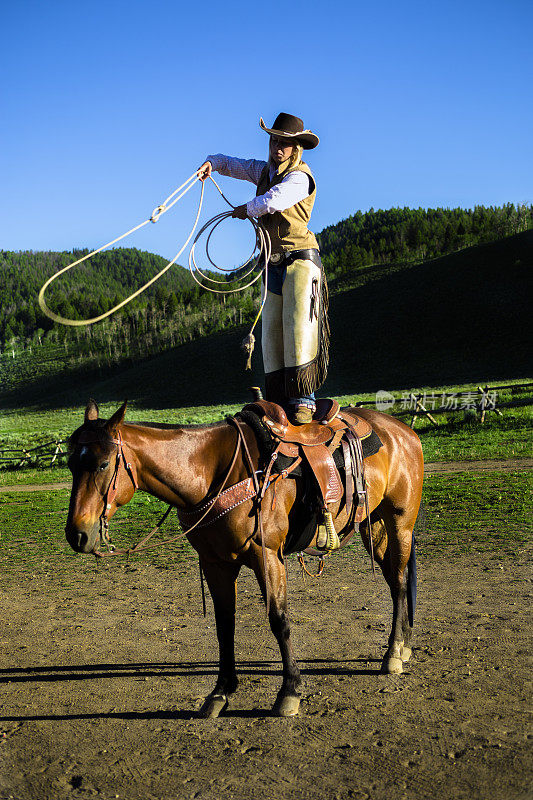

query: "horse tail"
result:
(406, 531), (417, 627)
(406, 499), (426, 626)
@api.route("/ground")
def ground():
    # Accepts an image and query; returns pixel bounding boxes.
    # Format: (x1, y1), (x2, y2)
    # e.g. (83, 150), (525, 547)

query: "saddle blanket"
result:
(237, 407), (383, 554)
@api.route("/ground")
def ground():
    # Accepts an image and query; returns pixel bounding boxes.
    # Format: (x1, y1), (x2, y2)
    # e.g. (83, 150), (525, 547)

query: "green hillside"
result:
(2, 203), (530, 354)
(0, 248), (195, 343)
(0, 247), (256, 396)
(2, 229), (530, 409)
(317, 203), (532, 277)
(323, 228), (532, 394)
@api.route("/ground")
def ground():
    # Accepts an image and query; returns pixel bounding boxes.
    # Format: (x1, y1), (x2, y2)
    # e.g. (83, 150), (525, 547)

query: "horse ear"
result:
(84, 399), (99, 423)
(105, 400), (128, 436)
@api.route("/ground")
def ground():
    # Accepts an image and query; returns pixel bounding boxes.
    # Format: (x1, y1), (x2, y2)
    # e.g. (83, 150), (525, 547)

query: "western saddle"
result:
(242, 398), (373, 551)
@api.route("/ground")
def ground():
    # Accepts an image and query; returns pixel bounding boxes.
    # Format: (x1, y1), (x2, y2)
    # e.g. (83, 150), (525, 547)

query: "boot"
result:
(264, 370), (286, 406)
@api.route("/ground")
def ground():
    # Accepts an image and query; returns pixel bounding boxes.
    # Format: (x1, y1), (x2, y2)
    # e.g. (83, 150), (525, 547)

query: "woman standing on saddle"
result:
(198, 113), (329, 425)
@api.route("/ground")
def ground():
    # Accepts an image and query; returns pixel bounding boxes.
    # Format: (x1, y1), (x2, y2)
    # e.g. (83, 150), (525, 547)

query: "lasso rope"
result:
(38, 172), (270, 344)
(187, 204), (270, 357)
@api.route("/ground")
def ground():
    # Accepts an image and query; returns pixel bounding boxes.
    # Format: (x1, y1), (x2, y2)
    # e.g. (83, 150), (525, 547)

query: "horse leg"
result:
(249, 546), (302, 716)
(399, 533), (417, 664)
(197, 558), (240, 718)
(360, 514), (414, 675)
(382, 562), (410, 674)
(378, 514), (415, 674)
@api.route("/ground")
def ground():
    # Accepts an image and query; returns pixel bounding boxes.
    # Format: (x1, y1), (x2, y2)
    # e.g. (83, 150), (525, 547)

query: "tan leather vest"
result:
(256, 159), (318, 254)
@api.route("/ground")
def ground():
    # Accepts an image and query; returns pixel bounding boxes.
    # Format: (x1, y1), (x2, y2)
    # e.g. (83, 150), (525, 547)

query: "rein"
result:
(89, 419), (274, 614)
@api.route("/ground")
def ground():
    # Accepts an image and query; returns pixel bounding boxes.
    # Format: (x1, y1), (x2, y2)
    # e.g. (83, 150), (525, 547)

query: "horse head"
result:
(65, 399), (136, 554)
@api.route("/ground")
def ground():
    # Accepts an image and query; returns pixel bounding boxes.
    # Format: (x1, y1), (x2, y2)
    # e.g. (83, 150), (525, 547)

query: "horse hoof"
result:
(198, 694), (228, 719)
(381, 656), (403, 674)
(274, 695), (300, 717)
(401, 645), (412, 663)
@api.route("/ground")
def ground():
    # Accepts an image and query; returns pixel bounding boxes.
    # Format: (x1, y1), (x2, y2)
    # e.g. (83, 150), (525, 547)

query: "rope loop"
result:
(150, 204), (166, 223)
(298, 552), (327, 579)
(37, 170), (271, 344)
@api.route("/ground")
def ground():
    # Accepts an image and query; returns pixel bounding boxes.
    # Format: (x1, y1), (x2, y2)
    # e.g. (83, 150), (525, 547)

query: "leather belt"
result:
(269, 248), (322, 270)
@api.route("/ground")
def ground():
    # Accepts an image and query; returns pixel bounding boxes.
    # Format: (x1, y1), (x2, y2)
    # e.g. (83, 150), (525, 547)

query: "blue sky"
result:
(1, 0), (531, 266)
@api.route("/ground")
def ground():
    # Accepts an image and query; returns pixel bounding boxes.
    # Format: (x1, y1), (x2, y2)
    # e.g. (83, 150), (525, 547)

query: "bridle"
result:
(74, 420), (254, 559)
(77, 429), (138, 552)
(100, 430), (139, 549)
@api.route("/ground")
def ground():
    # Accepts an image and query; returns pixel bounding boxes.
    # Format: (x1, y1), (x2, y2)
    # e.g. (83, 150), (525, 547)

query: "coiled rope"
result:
(38, 171), (270, 347)
(187, 202), (270, 362)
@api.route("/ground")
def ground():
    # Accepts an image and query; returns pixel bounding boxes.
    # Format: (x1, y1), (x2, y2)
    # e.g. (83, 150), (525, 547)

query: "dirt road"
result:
(2, 458), (532, 494)
(0, 536), (531, 800)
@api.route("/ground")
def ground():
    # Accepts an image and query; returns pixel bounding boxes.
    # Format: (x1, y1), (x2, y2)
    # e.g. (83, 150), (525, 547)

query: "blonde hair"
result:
(268, 142), (304, 169)
(288, 143), (304, 169)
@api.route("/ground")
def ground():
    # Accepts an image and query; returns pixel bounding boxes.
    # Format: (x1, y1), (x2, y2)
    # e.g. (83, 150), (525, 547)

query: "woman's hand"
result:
(231, 204), (248, 220)
(197, 161), (212, 182)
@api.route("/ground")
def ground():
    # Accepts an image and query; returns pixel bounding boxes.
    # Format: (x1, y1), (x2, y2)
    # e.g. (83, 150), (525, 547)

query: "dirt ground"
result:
(2, 457), (532, 493)
(0, 534), (531, 800)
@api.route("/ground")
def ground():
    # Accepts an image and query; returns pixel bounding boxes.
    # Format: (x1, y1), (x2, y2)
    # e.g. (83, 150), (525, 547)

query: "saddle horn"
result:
(248, 386), (263, 401)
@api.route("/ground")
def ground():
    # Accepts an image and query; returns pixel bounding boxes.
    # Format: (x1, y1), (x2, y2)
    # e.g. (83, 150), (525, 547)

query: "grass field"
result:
(0, 470), (530, 579)
(1, 380), (530, 577)
(1, 380), (531, 485)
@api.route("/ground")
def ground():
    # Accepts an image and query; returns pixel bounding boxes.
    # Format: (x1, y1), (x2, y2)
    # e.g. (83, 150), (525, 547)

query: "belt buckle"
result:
(270, 253), (283, 265)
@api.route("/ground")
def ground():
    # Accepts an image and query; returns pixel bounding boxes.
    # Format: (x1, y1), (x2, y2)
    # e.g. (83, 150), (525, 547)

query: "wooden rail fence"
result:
(0, 440), (66, 468)
(1, 383), (531, 467)
(353, 382), (533, 428)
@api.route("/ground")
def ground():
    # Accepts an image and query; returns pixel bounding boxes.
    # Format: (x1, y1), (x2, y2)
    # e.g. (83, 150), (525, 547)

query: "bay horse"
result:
(65, 399), (424, 717)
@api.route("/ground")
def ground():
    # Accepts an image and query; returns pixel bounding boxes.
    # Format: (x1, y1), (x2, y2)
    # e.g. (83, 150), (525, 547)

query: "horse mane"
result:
(126, 420), (228, 432)
(68, 417), (229, 455)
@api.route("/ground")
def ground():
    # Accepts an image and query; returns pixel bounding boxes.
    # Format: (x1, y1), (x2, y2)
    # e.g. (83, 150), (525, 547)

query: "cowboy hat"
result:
(259, 113), (319, 150)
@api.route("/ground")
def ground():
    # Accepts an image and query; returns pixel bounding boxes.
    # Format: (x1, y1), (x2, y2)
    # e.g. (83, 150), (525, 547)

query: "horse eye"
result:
(99, 461), (110, 472)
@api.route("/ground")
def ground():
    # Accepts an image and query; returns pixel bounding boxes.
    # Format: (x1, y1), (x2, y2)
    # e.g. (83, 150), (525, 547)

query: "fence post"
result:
(478, 385), (503, 423)
(50, 441), (64, 465)
(410, 393), (439, 428)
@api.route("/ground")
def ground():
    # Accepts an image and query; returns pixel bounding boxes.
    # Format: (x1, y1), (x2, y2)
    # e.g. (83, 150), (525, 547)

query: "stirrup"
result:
(316, 511), (340, 551)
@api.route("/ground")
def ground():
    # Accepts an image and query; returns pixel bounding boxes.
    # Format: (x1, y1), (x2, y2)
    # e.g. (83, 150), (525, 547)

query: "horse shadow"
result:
(0, 657), (381, 721)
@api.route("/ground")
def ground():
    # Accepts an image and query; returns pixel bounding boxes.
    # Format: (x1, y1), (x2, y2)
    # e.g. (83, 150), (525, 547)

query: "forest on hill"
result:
(3, 228), (530, 409)
(317, 202), (532, 277)
(0, 202), (531, 400)
(0, 247), (256, 358)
